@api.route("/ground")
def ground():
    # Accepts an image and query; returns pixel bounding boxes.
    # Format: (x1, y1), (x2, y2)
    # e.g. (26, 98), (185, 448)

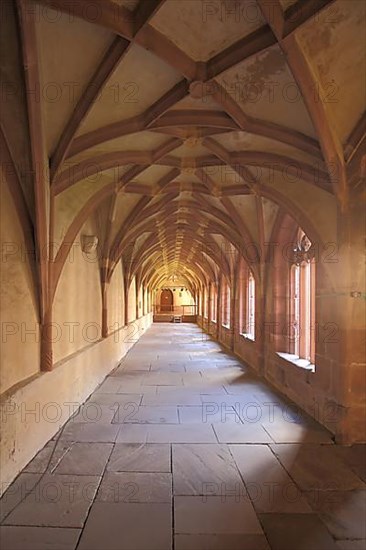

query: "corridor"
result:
(1, 324), (364, 550)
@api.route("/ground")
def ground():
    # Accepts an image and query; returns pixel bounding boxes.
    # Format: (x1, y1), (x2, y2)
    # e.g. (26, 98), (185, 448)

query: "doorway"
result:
(160, 288), (173, 312)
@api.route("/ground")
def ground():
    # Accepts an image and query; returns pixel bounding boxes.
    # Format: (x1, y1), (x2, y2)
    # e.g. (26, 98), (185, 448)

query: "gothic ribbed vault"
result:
(2, 0), (365, 313)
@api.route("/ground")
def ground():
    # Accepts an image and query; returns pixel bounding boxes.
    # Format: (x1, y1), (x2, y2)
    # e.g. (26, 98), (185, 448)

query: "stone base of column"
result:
(102, 307), (108, 338)
(40, 339), (53, 372)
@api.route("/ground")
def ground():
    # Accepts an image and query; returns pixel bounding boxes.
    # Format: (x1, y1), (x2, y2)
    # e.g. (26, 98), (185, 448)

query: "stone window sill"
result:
(277, 352), (315, 372)
(241, 333), (255, 342)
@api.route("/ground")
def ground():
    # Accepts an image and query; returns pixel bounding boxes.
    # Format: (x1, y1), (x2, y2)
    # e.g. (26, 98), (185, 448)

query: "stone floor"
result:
(1, 324), (365, 550)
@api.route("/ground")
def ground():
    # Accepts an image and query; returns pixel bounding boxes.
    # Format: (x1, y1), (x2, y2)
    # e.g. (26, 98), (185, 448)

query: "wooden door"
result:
(160, 289), (173, 312)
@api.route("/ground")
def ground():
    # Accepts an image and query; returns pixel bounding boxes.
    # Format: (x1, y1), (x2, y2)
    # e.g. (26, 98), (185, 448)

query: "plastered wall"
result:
(0, 172), (40, 395)
(53, 220), (103, 364)
(107, 262), (125, 331)
(0, 183), (152, 492)
(137, 283), (143, 318)
(127, 277), (137, 323)
(0, 313), (152, 494)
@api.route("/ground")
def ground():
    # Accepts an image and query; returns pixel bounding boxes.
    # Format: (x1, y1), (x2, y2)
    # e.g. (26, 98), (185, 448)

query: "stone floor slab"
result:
(112, 405), (179, 424)
(3, 474), (99, 528)
(174, 496), (263, 535)
(117, 423), (217, 443)
(271, 444), (365, 491)
(178, 405), (241, 424)
(213, 422), (273, 444)
(175, 533), (270, 550)
(229, 444), (312, 513)
(23, 443), (57, 474)
(94, 378), (123, 393)
(120, 362), (151, 372)
(114, 382), (158, 394)
(335, 445), (366, 482)
(69, 403), (117, 424)
(0, 473), (42, 523)
(77, 502), (171, 550)
(52, 443), (113, 475)
(262, 418), (334, 444)
(0, 526), (81, 550)
(150, 361), (186, 372)
(107, 443), (171, 472)
(86, 393), (142, 407)
(305, 488), (366, 539)
(97, 471), (172, 503)
(59, 422), (120, 443)
(259, 513), (339, 550)
(172, 443), (244, 496)
(142, 390), (203, 406)
(200, 394), (261, 408)
(335, 541), (366, 550)
(142, 372), (184, 386)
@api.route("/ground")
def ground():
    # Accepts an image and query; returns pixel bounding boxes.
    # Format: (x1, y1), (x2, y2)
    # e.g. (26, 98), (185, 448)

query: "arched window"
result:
(203, 286), (208, 319)
(239, 260), (256, 340)
(198, 290), (202, 317)
(272, 214), (317, 371)
(246, 272), (256, 340)
(222, 279), (230, 328)
(240, 262), (255, 340)
(290, 230), (315, 364)
(211, 284), (217, 322)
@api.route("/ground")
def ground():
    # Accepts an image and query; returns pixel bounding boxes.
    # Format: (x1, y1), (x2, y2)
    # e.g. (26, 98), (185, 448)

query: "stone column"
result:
(124, 282), (129, 326)
(207, 282), (212, 336)
(216, 277), (222, 341)
(101, 283), (109, 338)
(135, 282), (140, 320)
(331, 197), (366, 443)
(229, 271), (238, 351)
(40, 308), (53, 372)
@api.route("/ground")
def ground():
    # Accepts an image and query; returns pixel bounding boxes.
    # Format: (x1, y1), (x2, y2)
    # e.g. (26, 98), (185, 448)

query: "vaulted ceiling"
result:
(1, 0), (365, 298)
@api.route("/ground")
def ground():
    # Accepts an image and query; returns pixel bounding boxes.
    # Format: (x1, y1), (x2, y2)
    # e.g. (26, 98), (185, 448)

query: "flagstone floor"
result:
(1, 324), (365, 550)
